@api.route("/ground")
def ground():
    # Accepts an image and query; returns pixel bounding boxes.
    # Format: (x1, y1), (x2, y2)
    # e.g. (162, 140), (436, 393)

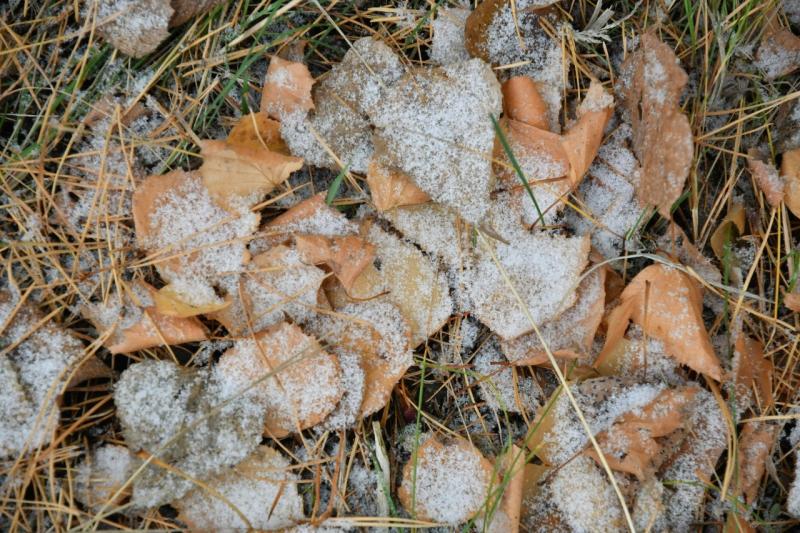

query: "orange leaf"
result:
(152, 283), (230, 318)
(585, 387), (697, 480)
(215, 322), (342, 438)
(502, 76), (549, 130)
(737, 421), (778, 504)
(366, 160), (430, 212)
(595, 264), (723, 380)
(198, 138), (302, 206)
(294, 234), (375, 293)
(560, 81), (614, 188)
(398, 435), (495, 525)
(260, 56), (315, 119)
(710, 203), (746, 261)
(227, 112), (290, 154)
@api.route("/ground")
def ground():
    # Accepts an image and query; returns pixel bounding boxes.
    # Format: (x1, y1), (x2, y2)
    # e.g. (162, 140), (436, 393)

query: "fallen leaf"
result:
(782, 147), (800, 219)
(294, 234), (375, 293)
(360, 220), (453, 347)
(369, 59), (502, 223)
(94, 0), (173, 58)
(617, 33), (693, 216)
(747, 151), (784, 207)
(595, 263), (723, 380)
(786, 290), (800, 312)
(75, 445), (135, 513)
(755, 13), (800, 80)
(560, 81), (615, 187)
(502, 76), (549, 130)
(465, 228), (590, 341)
(83, 280), (207, 354)
(152, 282), (230, 318)
(280, 37), (404, 174)
(398, 434), (495, 525)
(174, 445), (304, 530)
(132, 169), (258, 283)
(210, 244), (327, 335)
(658, 222), (722, 287)
(198, 137), (302, 207)
(366, 160), (430, 212)
(710, 203), (746, 262)
(737, 421), (778, 506)
(305, 301), (413, 418)
(227, 111), (291, 154)
(501, 267), (605, 365)
(260, 193), (374, 292)
(732, 334), (774, 412)
(430, 7), (472, 65)
(215, 322), (342, 437)
(584, 387), (697, 480)
(260, 56), (315, 119)
(476, 444), (526, 533)
(169, 0), (226, 27)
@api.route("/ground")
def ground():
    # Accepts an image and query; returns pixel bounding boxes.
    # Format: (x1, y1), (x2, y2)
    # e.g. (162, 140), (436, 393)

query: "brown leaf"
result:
(785, 290), (800, 311)
(737, 422), (778, 504)
(618, 33), (693, 216)
(398, 435), (495, 525)
(595, 264), (723, 380)
(95, 0), (172, 58)
(732, 334), (774, 412)
(756, 27), (800, 80)
(478, 445), (526, 533)
(366, 160), (430, 212)
(748, 152), (784, 207)
(710, 203), (746, 262)
(168, 0), (226, 27)
(502, 76), (549, 130)
(782, 147), (800, 219)
(198, 137), (302, 207)
(67, 356), (113, 389)
(209, 244), (327, 335)
(215, 322), (342, 438)
(260, 56), (315, 119)
(464, 0), (507, 61)
(585, 387), (697, 480)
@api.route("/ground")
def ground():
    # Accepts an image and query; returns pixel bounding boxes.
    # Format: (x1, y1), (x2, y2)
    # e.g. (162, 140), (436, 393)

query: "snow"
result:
(75, 444), (135, 512)
(430, 7), (471, 65)
(369, 59), (502, 223)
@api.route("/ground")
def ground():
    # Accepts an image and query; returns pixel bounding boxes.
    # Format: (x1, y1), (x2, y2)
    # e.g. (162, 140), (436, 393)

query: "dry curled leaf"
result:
(260, 56), (315, 119)
(366, 160), (430, 212)
(618, 33), (693, 216)
(398, 435), (495, 525)
(782, 147), (800, 219)
(710, 202), (746, 262)
(174, 445), (304, 530)
(747, 152), (784, 207)
(585, 387), (697, 480)
(215, 322), (342, 438)
(595, 263), (723, 380)
(732, 334), (774, 412)
(561, 81), (614, 187)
